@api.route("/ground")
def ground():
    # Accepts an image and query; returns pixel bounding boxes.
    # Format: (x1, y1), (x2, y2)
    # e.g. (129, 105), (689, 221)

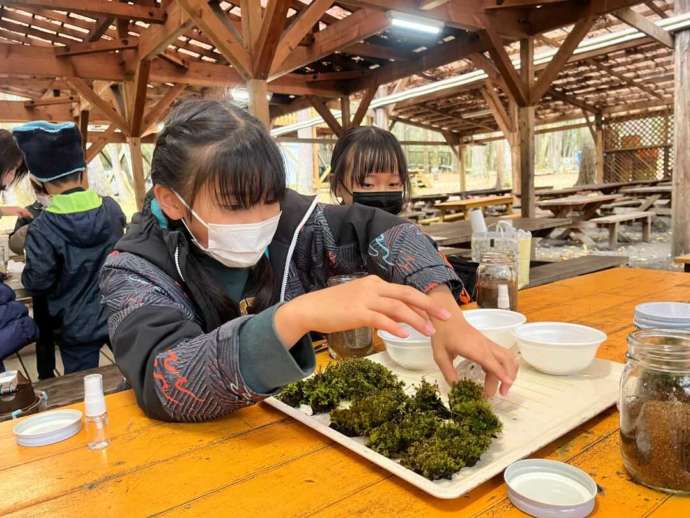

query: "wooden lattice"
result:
(603, 112), (673, 183)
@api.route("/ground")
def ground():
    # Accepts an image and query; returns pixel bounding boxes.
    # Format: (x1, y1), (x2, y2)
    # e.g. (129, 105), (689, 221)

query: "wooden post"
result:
(672, 0), (690, 256)
(340, 95), (351, 132)
(595, 113), (605, 184)
(128, 137), (146, 211)
(458, 144), (467, 192)
(519, 37), (536, 218)
(509, 100), (520, 195)
(247, 79), (270, 127)
(78, 109), (89, 151)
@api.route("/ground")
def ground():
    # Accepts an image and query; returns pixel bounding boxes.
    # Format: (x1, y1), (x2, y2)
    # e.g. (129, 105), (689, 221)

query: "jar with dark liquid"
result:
(476, 252), (518, 310)
(326, 273), (373, 359)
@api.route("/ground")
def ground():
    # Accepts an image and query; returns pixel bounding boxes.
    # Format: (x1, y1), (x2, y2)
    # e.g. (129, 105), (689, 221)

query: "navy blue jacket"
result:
(22, 189), (125, 346)
(0, 280), (38, 359)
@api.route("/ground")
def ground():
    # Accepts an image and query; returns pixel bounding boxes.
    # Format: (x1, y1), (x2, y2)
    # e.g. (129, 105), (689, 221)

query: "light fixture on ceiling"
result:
(228, 87), (272, 104)
(388, 11), (444, 35)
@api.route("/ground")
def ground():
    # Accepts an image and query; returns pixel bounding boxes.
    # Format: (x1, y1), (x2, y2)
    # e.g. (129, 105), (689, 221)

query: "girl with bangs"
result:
(100, 100), (517, 423)
(330, 126), (409, 215)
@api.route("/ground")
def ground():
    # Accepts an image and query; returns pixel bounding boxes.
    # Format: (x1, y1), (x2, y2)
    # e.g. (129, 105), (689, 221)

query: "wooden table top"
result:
(619, 186), (673, 195)
(424, 217), (571, 246)
(537, 194), (621, 208)
(2, 268), (689, 517)
(436, 195), (513, 209)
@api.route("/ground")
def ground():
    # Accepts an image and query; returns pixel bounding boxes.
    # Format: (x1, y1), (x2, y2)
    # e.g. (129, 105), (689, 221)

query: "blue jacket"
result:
(22, 188), (125, 346)
(0, 280), (38, 360)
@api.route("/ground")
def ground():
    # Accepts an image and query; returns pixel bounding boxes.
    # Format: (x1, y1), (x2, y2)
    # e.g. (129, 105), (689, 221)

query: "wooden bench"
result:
(590, 211), (654, 250)
(674, 253), (690, 273)
(34, 364), (128, 410)
(529, 255), (628, 287)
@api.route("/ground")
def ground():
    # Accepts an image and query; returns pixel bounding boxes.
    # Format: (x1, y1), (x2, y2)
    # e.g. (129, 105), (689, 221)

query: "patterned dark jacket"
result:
(99, 189), (460, 422)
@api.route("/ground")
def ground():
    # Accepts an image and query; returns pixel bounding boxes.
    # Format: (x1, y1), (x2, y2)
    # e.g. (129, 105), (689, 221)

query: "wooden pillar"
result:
(672, 0), (690, 256)
(595, 113), (605, 184)
(128, 137), (146, 211)
(458, 144), (467, 192)
(519, 38), (536, 218)
(247, 79), (270, 127)
(509, 101), (521, 195)
(340, 95), (351, 132)
(79, 110), (89, 152)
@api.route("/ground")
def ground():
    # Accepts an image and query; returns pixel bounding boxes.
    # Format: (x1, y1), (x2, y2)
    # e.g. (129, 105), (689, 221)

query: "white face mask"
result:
(174, 192), (281, 268)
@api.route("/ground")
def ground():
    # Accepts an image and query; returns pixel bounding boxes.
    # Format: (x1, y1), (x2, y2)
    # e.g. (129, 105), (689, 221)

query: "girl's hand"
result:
(428, 285), (519, 397)
(275, 275), (451, 347)
(0, 206), (32, 219)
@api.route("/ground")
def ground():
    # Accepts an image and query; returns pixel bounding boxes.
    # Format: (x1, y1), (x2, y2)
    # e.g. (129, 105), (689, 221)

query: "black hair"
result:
(151, 99), (286, 325)
(49, 171), (83, 187)
(0, 129), (28, 190)
(329, 126), (410, 200)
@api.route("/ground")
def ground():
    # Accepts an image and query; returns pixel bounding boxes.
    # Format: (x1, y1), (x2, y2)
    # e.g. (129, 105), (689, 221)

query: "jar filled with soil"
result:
(476, 251), (517, 311)
(326, 273), (373, 359)
(620, 329), (690, 494)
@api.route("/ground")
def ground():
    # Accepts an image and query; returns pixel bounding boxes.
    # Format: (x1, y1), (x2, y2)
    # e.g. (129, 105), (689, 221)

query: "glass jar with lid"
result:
(476, 251), (518, 310)
(620, 329), (690, 494)
(325, 273), (373, 359)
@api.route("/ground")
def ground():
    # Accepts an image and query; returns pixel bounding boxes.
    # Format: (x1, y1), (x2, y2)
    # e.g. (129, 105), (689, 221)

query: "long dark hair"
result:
(329, 126), (410, 199)
(151, 99), (286, 325)
(0, 129), (28, 190)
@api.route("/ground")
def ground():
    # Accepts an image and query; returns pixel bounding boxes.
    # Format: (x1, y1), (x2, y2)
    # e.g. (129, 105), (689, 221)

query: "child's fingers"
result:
(433, 349), (458, 385)
(373, 298), (434, 336)
(378, 284), (451, 321)
(369, 312), (410, 339)
(483, 372), (500, 398)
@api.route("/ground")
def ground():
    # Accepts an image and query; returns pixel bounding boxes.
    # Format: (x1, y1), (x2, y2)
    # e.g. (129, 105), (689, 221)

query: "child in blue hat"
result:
(13, 121), (127, 373)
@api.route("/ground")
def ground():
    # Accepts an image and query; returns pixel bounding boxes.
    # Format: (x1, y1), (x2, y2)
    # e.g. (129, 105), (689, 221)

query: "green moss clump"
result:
(330, 387), (408, 437)
(451, 400), (503, 437)
(367, 411), (441, 458)
(448, 379), (484, 407)
(407, 379), (451, 419)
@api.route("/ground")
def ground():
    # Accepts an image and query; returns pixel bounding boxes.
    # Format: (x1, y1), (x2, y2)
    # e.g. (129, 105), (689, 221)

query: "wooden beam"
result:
(582, 109), (596, 141)
(141, 84), (186, 136)
(530, 16), (596, 104)
(55, 38), (138, 57)
(340, 95), (351, 131)
(129, 137), (147, 211)
(88, 16), (114, 42)
(480, 82), (513, 138)
(308, 96), (342, 136)
(67, 78), (130, 135)
(351, 86), (377, 127)
(177, 0), (252, 79)
(85, 125), (117, 163)
(613, 7), (674, 49)
(24, 96), (77, 107)
(253, 0), (291, 78)
(673, 0), (690, 256)
(644, 1), (667, 18)
(519, 37), (535, 218)
(240, 0), (263, 51)
(480, 26), (528, 106)
(0, 0), (165, 23)
(138, 2), (192, 61)
(273, 0), (334, 69)
(78, 110), (89, 152)
(548, 88), (598, 113)
(129, 60), (152, 137)
(590, 59), (665, 101)
(594, 112), (604, 183)
(270, 8), (390, 80)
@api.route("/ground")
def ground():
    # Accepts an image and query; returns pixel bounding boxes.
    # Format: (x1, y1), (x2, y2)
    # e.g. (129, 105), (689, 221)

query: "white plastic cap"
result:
(497, 284), (510, 310)
(469, 209), (488, 234)
(83, 374), (106, 417)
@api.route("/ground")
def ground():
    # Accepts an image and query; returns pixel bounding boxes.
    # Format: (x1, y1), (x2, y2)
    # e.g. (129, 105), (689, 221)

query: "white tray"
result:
(265, 352), (624, 499)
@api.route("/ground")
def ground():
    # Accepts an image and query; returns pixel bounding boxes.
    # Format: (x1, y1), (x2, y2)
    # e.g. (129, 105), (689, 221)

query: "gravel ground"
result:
(534, 217), (682, 272)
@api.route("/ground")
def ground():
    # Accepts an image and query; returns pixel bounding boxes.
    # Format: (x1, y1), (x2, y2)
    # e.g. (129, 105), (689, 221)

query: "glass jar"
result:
(620, 329), (690, 494)
(326, 273), (373, 359)
(476, 251), (518, 310)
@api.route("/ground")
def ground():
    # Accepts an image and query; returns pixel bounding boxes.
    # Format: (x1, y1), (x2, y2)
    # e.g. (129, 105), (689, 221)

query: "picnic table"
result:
(409, 193), (450, 207)
(618, 185), (672, 215)
(535, 179), (665, 200)
(538, 194), (621, 245)
(425, 216), (571, 248)
(2, 268), (688, 516)
(435, 195), (514, 222)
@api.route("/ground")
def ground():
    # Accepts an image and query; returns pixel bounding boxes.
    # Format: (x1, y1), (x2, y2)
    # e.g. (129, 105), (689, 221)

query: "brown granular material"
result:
(621, 400), (690, 493)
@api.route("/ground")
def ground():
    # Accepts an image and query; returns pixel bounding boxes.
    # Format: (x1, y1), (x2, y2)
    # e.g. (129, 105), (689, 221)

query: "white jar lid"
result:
(504, 459), (597, 518)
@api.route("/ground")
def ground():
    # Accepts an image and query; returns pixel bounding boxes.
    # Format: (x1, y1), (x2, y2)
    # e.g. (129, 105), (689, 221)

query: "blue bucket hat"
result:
(12, 121), (85, 182)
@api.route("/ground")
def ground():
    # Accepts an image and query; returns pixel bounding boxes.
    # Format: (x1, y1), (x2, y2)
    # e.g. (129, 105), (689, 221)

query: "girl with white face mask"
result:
(99, 100), (518, 423)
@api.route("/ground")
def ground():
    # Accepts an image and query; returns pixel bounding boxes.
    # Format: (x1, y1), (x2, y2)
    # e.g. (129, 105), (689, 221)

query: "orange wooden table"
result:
(2, 268), (690, 517)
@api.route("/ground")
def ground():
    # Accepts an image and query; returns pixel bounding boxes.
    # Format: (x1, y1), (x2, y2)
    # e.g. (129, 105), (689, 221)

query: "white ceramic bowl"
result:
(516, 322), (607, 375)
(463, 309), (527, 349)
(377, 325), (436, 371)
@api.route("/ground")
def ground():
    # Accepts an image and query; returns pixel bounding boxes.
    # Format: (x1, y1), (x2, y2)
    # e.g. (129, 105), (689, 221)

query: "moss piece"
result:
(407, 379), (451, 419)
(367, 411), (441, 458)
(450, 399), (503, 437)
(330, 387), (408, 437)
(448, 379), (484, 407)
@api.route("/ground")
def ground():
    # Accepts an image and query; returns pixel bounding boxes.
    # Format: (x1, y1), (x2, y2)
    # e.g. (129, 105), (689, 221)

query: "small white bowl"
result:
(463, 309), (527, 349)
(377, 325), (436, 371)
(516, 322), (607, 375)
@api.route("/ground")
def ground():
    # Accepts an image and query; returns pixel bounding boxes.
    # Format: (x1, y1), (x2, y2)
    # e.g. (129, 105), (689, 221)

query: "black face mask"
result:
(352, 191), (404, 215)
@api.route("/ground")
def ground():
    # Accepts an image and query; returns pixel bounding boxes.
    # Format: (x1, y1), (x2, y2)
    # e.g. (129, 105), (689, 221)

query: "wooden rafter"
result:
(138, 2), (193, 62)
(270, 8), (390, 80)
(141, 84), (186, 136)
(272, 0), (334, 70)
(547, 88), (598, 113)
(56, 38), (138, 57)
(530, 15), (596, 104)
(253, 0), (292, 78)
(480, 81), (513, 138)
(176, 0), (252, 80)
(0, 0), (166, 23)
(613, 7), (673, 48)
(589, 59), (665, 101)
(480, 25), (528, 106)
(88, 16), (114, 42)
(67, 77), (130, 135)
(128, 60), (152, 136)
(307, 96), (342, 136)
